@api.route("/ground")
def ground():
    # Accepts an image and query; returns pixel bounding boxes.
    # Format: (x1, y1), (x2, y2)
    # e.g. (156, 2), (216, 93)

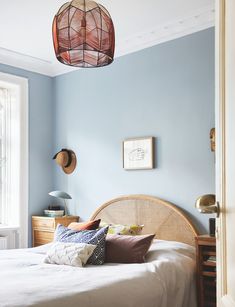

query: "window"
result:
(0, 73), (28, 248)
(0, 87), (9, 225)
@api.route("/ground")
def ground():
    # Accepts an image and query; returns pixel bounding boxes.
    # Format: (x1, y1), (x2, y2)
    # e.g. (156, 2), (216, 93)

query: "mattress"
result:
(0, 240), (197, 307)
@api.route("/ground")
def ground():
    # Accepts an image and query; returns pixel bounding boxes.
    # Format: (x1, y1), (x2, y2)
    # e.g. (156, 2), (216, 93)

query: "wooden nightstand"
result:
(32, 216), (79, 247)
(195, 235), (216, 307)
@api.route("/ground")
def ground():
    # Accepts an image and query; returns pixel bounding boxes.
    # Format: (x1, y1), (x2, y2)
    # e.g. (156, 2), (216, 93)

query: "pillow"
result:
(105, 234), (155, 263)
(145, 239), (196, 263)
(68, 219), (101, 231)
(100, 222), (144, 235)
(43, 242), (96, 267)
(54, 224), (109, 265)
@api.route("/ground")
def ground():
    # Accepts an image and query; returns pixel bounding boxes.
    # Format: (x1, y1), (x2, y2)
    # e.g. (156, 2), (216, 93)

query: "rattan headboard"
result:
(91, 195), (198, 246)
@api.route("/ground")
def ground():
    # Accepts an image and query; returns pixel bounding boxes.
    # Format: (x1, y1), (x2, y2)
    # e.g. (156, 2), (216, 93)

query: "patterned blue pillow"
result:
(54, 224), (109, 265)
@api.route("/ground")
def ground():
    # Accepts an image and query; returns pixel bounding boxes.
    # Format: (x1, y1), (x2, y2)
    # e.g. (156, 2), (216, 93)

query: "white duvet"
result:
(0, 240), (197, 307)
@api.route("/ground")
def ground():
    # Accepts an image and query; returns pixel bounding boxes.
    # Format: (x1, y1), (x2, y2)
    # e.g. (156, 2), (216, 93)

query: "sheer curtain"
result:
(0, 88), (8, 225)
(0, 87), (19, 226)
(0, 74), (28, 248)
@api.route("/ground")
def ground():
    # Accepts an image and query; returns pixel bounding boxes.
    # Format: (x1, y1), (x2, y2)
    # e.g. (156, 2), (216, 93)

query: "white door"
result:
(216, 0), (235, 306)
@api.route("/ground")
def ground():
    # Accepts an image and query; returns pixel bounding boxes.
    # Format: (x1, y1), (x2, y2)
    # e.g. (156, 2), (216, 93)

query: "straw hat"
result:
(53, 149), (77, 174)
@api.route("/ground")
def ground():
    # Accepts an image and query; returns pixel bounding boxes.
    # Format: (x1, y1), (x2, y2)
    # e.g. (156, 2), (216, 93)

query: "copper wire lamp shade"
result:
(52, 0), (115, 68)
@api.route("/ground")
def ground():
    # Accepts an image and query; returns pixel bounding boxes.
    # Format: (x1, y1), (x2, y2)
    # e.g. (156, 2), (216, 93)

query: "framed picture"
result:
(123, 137), (154, 170)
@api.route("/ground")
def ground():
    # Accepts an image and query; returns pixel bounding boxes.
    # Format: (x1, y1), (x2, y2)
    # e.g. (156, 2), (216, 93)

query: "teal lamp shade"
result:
(48, 191), (72, 199)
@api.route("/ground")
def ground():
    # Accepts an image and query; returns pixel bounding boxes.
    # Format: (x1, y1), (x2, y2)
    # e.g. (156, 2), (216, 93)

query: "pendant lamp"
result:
(52, 0), (115, 68)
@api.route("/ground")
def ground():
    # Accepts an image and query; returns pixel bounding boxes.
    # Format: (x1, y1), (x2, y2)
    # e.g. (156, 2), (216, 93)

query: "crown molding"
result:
(0, 47), (76, 77)
(0, 47), (54, 76)
(115, 5), (215, 58)
(0, 5), (215, 77)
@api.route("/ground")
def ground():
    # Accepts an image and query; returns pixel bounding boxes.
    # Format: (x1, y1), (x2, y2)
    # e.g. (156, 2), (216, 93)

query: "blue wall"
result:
(53, 28), (215, 234)
(0, 64), (54, 245)
(0, 28), (215, 241)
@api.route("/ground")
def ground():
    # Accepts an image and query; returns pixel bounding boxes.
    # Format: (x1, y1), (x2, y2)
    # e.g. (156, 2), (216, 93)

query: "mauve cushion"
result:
(105, 234), (155, 263)
(68, 219), (101, 231)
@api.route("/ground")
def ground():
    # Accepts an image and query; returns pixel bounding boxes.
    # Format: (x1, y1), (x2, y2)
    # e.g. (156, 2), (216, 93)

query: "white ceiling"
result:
(0, 0), (215, 76)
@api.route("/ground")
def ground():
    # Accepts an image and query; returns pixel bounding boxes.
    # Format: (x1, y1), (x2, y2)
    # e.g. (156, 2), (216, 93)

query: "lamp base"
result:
(63, 199), (69, 216)
(209, 218), (216, 236)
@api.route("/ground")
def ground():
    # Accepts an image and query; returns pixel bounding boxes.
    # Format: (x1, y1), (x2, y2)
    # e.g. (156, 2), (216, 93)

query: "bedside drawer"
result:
(33, 230), (54, 245)
(32, 216), (79, 247)
(32, 218), (55, 230)
(196, 235), (216, 307)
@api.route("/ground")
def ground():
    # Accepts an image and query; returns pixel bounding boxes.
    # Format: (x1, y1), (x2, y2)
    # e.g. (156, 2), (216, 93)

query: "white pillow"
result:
(43, 242), (96, 267)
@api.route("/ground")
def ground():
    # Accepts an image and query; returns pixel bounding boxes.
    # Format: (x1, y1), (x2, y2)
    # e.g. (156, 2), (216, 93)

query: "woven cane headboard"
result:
(91, 195), (198, 246)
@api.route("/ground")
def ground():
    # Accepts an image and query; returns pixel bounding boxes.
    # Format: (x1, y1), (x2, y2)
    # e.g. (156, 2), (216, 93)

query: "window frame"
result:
(0, 72), (28, 248)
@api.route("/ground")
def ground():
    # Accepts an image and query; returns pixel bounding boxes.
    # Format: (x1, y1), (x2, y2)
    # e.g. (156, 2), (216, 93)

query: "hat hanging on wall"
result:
(53, 149), (77, 174)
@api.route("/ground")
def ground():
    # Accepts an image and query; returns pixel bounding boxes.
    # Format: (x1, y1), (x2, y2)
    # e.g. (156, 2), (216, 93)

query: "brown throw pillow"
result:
(68, 219), (101, 231)
(105, 234), (155, 263)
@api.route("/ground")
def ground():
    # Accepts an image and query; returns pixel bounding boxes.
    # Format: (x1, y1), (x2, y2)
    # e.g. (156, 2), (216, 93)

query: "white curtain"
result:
(0, 87), (19, 226)
(0, 88), (8, 225)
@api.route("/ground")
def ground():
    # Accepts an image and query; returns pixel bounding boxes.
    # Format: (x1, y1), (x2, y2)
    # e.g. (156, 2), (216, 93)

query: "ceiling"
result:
(0, 0), (215, 76)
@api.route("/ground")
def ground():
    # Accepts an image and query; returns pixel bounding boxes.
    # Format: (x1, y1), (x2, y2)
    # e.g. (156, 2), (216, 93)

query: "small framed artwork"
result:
(123, 137), (154, 170)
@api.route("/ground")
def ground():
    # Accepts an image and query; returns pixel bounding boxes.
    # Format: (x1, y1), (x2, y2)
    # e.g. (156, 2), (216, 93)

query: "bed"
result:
(0, 195), (198, 307)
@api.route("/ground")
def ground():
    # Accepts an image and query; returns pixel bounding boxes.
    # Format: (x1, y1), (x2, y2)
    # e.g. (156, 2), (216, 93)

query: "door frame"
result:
(216, 0), (235, 306)
(215, 0), (226, 301)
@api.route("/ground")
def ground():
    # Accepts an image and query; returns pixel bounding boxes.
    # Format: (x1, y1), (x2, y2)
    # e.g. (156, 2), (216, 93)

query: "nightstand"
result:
(195, 235), (216, 307)
(32, 216), (79, 247)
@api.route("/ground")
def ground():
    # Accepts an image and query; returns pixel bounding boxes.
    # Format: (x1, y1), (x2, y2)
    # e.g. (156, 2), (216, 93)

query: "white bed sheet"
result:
(0, 240), (197, 307)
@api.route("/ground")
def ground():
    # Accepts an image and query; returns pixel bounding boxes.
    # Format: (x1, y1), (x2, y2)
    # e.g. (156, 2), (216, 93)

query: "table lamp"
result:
(195, 194), (219, 217)
(48, 190), (72, 216)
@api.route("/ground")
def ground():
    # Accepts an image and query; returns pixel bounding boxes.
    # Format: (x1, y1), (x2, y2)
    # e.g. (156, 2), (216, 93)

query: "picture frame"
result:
(122, 137), (154, 170)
